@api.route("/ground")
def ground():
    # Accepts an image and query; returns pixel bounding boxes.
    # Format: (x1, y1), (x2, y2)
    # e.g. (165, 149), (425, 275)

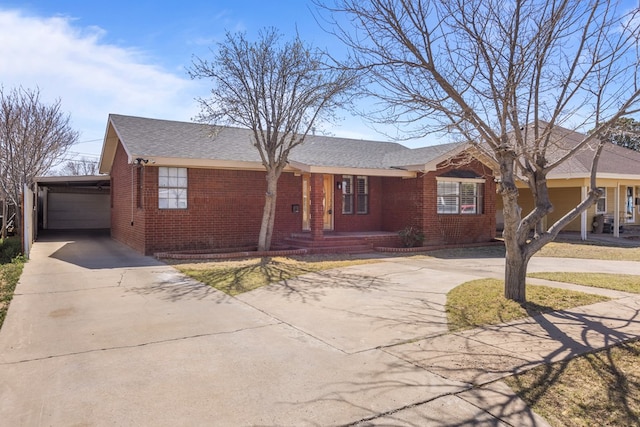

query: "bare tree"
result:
(60, 157), (99, 176)
(0, 87), (79, 233)
(320, 0), (640, 302)
(0, 190), (9, 240)
(189, 28), (356, 251)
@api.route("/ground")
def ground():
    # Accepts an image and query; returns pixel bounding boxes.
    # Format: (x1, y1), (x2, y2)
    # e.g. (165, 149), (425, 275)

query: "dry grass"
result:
(505, 340), (640, 426)
(528, 272), (640, 293)
(0, 256), (24, 329)
(448, 272), (640, 426)
(445, 278), (609, 332)
(173, 254), (379, 296)
(537, 240), (640, 261)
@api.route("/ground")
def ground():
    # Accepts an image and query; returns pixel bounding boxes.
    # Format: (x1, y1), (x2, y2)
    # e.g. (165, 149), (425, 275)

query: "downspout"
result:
(131, 165), (134, 226)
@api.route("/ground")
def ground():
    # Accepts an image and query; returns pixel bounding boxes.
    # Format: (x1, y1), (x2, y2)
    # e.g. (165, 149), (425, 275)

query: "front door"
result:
(302, 175), (311, 231)
(323, 175), (333, 230)
(626, 186), (635, 223)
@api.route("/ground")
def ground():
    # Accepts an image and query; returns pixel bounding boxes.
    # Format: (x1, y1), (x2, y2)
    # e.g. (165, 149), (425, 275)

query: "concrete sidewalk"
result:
(1, 233), (639, 426)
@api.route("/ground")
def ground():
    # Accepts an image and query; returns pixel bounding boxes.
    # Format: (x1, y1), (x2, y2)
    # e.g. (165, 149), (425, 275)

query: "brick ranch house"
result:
(98, 114), (499, 255)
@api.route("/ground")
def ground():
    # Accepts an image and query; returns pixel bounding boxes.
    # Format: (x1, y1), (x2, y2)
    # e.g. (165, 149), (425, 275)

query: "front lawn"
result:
(172, 254), (379, 296)
(537, 240), (640, 261)
(445, 278), (609, 332)
(528, 272), (640, 293)
(505, 340), (640, 426)
(444, 270), (640, 427)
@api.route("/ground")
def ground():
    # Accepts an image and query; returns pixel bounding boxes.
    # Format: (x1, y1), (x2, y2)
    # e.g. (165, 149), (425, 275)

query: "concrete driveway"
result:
(1, 233), (639, 425)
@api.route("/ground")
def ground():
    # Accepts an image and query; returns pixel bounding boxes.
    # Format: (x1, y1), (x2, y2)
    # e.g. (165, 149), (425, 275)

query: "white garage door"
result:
(48, 192), (110, 229)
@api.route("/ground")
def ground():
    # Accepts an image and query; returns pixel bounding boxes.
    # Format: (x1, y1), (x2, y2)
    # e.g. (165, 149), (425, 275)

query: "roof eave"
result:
(288, 160), (416, 177)
(136, 157), (272, 171)
(35, 175), (111, 184)
(548, 172), (640, 181)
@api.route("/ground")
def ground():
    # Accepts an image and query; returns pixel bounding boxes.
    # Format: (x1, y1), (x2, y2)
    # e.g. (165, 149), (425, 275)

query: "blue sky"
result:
(2, 1), (638, 167)
(0, 1), (369, 165)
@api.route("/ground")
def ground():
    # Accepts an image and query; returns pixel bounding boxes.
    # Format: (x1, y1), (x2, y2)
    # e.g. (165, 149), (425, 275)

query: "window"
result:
(595, 187), (606, 214)
(342, 175), (353, 214)
(437, 181), (459, 214)
(437, 179), (483, 214)
(158, 167), (187, 209)
(356, 176), (368, 214)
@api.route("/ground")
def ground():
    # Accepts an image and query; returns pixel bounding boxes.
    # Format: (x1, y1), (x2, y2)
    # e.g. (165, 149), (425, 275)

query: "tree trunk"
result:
(497, 149), (532, 304)
(257, 171), (279, 251)
(504, 246), (529, 303)
(1, 197), (7, 240)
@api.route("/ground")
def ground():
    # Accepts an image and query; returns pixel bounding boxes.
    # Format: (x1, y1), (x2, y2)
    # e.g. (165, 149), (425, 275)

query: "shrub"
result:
(398, 226), (425, 248)
(0, 238), (22, 264)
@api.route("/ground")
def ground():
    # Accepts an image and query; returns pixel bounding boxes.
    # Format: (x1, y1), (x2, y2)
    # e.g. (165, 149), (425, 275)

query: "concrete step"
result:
(307, 245), (373, 254)
(284, 238), (370, 248)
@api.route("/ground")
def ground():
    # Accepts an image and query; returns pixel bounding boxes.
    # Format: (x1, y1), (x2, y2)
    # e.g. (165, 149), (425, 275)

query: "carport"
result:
(34, 175), (111, 232)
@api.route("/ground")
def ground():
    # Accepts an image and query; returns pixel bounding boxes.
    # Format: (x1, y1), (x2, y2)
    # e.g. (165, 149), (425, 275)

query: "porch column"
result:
(42, 186), (48, 230)
(581, 186), (588, 240)
(614, 184), (620, 238)
(310, 173), (324, 240)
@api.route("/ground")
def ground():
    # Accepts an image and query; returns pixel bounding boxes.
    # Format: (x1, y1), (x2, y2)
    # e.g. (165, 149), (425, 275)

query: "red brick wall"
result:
(333, 175), (384, 232)
(136, 167), (302, 255)
(379, 159), (496, 245)
(110, 139), (496, 253)
(381, 176), (424, 232)
(110, 143), (146, 253)
(421, 159), (496, 245)
(141, 168), (303, 255)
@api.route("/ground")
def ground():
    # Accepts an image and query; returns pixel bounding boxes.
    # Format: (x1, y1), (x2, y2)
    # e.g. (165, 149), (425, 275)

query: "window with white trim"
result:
(595, 187), (606, 214)
(342, 175), (354, 214)
(158, 167), (188, 209)
(437, 177), (484, 214)
(356, 176), (368, 214)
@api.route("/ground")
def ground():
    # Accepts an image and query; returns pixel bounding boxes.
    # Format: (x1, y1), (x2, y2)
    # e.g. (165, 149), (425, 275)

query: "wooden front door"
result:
(302, 175), (311, 231)
(323, 175), (333, 230)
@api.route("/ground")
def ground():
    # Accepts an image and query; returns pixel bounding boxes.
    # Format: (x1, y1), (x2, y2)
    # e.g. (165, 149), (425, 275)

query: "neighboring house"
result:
(495, 125), (640, 239)
(98, 114), (499, 255)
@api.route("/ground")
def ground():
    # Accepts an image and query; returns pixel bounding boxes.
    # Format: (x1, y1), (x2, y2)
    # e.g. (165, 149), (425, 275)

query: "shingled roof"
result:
(548, 137), (640, 178)
(99, 114), (480, 176)
(510, 123), (640, 179)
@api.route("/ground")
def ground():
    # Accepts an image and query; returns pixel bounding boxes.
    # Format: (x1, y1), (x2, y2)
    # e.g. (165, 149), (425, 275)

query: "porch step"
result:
(283, 235), (375, 254)
(306, 244), (374, 254)
(284, 231), (402, 254)
(284, 237), (372, 248)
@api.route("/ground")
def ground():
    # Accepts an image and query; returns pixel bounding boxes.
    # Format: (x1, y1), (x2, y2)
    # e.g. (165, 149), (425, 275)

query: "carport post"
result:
(42, 186), (48, 229)
(22, 184), (33, 259)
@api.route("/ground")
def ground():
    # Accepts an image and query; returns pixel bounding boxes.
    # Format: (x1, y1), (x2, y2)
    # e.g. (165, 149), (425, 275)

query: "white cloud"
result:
(0, 9), (203, 158)
(0, 7), (433, 164)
